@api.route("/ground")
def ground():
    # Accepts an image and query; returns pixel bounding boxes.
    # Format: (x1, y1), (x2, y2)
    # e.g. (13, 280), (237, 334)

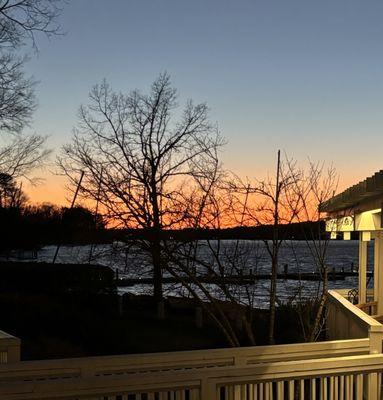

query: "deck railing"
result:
(0, 290), (382, 399)
(0, 329), (20, 364)
(1, 354), (383, 399)
(0, 338), (371, 380)
(327, 289), (383, 354)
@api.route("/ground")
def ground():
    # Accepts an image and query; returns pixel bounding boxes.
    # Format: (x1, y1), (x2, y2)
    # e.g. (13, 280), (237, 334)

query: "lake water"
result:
(19, 240), (370, 308)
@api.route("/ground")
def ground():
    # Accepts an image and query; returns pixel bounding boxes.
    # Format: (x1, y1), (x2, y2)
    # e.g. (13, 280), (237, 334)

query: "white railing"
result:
(0, 338), (370, 384)
(1, 354), (383, 399)
(0, 329), (20, 364)
(0, 290), (382, 399)
(327, 290), (383, 354)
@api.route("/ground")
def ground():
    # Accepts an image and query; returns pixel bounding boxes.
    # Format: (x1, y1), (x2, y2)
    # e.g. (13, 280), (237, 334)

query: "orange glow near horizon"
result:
(23, 169), (365, 229)
(25, 175), (72, 207)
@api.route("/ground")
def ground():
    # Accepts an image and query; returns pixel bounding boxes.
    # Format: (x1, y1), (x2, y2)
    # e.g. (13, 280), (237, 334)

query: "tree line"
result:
(0, 202), (106, 250)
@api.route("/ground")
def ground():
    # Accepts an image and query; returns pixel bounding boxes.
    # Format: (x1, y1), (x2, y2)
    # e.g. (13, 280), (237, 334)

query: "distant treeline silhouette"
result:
(121, 221), (334, 242)
(0, 204), (350, 251)
(0, 204), (107, 250)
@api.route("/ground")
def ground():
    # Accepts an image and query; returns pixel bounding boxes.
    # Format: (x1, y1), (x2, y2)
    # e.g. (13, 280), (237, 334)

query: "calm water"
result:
(19, 240), (369, 308)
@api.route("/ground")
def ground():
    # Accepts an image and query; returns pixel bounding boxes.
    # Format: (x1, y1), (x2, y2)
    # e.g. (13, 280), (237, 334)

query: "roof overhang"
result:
(320, 170), (383, 213)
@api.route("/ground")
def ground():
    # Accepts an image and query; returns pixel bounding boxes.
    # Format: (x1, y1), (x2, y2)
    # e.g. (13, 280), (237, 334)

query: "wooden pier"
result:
(116, 269), (370, 286)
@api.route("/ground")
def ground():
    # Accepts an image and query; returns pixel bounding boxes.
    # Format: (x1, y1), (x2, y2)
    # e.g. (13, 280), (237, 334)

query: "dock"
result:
(116, 270), (371, 286)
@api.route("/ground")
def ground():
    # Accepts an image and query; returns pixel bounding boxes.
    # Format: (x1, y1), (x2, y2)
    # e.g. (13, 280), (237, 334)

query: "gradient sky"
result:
(23, 0), (383, 205)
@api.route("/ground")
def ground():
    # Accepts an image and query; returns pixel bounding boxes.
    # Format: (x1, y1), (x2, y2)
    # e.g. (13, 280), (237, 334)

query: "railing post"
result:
(326, 296), (336, 340)
(359, 236), (368, 304)
(367, 325), (383, 400)
(369, 326), (383, 354)
(375, 232), (383, 315)
(7, 344), (20, 363)
(374, 232), (381, 306)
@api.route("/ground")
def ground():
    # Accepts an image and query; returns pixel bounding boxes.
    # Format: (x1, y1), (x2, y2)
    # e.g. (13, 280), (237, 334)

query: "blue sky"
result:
(25, 0), (383, 203)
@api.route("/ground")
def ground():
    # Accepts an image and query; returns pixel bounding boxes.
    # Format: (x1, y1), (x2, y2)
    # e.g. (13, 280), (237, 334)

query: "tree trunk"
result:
(268, 150), (281, 345)
(150, 177), (164, 317)
(309, 267), (328, 342)
(151, 236), (163, 303)
(268, 256), (278, 344)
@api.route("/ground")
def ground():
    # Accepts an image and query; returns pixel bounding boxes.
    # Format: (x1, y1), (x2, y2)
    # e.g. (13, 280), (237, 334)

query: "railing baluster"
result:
(248, 383), (254, 400)
(311, 378), (316, 400)
(299, 379), (304, 400)
(264, 382), (270, 400)
(339, 375), (344, 400)
(233, 384), (241, 400)
(288, 380), (294, 400)
(329, 376), (334, 400)
(334, 376), (339, 400)
(321, 377), (328, 400)
(228, 385), (234, 400)
(175, 389), (185, 400)
(190, 388), (199, 400)
(345, 375), (351, 399)
(268, 382), (273, 400)
(258, 382), (264, 400)
(355, 374), (363, 400)
(276, 381), (283, 399)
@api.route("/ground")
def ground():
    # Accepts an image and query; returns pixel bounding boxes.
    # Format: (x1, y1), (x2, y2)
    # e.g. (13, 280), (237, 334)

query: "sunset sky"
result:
(24, 0), (383, 205)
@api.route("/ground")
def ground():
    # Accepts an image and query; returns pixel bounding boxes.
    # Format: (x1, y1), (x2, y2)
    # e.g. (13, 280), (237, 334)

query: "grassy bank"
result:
(0, 262), (320, 359)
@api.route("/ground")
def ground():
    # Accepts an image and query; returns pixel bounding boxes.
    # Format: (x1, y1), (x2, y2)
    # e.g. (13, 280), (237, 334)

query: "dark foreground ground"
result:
(0, 262), (316, 360)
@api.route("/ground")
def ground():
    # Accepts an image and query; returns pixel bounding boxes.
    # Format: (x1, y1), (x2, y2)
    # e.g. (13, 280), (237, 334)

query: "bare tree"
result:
(0, 53), (35, 134)
(0, 134), (50, 182)
(0, 172), (27, 208)
(158, 171), (261, 346)
(231, 153), (335, 344)
(58, 73), (224, 306)
(245, 151), (301, 344)
(165, 152), (337, 346)
(283, 159), (338, 341)
(0, 0), (63, 49)
(0, 0), (63, 131)
(0, 0), (65, 189)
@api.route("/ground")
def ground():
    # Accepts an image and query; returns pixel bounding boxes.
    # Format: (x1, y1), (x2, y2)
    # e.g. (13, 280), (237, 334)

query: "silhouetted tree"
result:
(283, 159), (338, 341)
(0, 134), (50, 182)
(235, 155), (337, 344)
(0, 0), (63, 49)
(60, 206), (105, 242)
(0, 0), (65, 190)
(0, 172), (27, 208)
(59, 73), (224, 305)
(160, 179), (261, 347)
